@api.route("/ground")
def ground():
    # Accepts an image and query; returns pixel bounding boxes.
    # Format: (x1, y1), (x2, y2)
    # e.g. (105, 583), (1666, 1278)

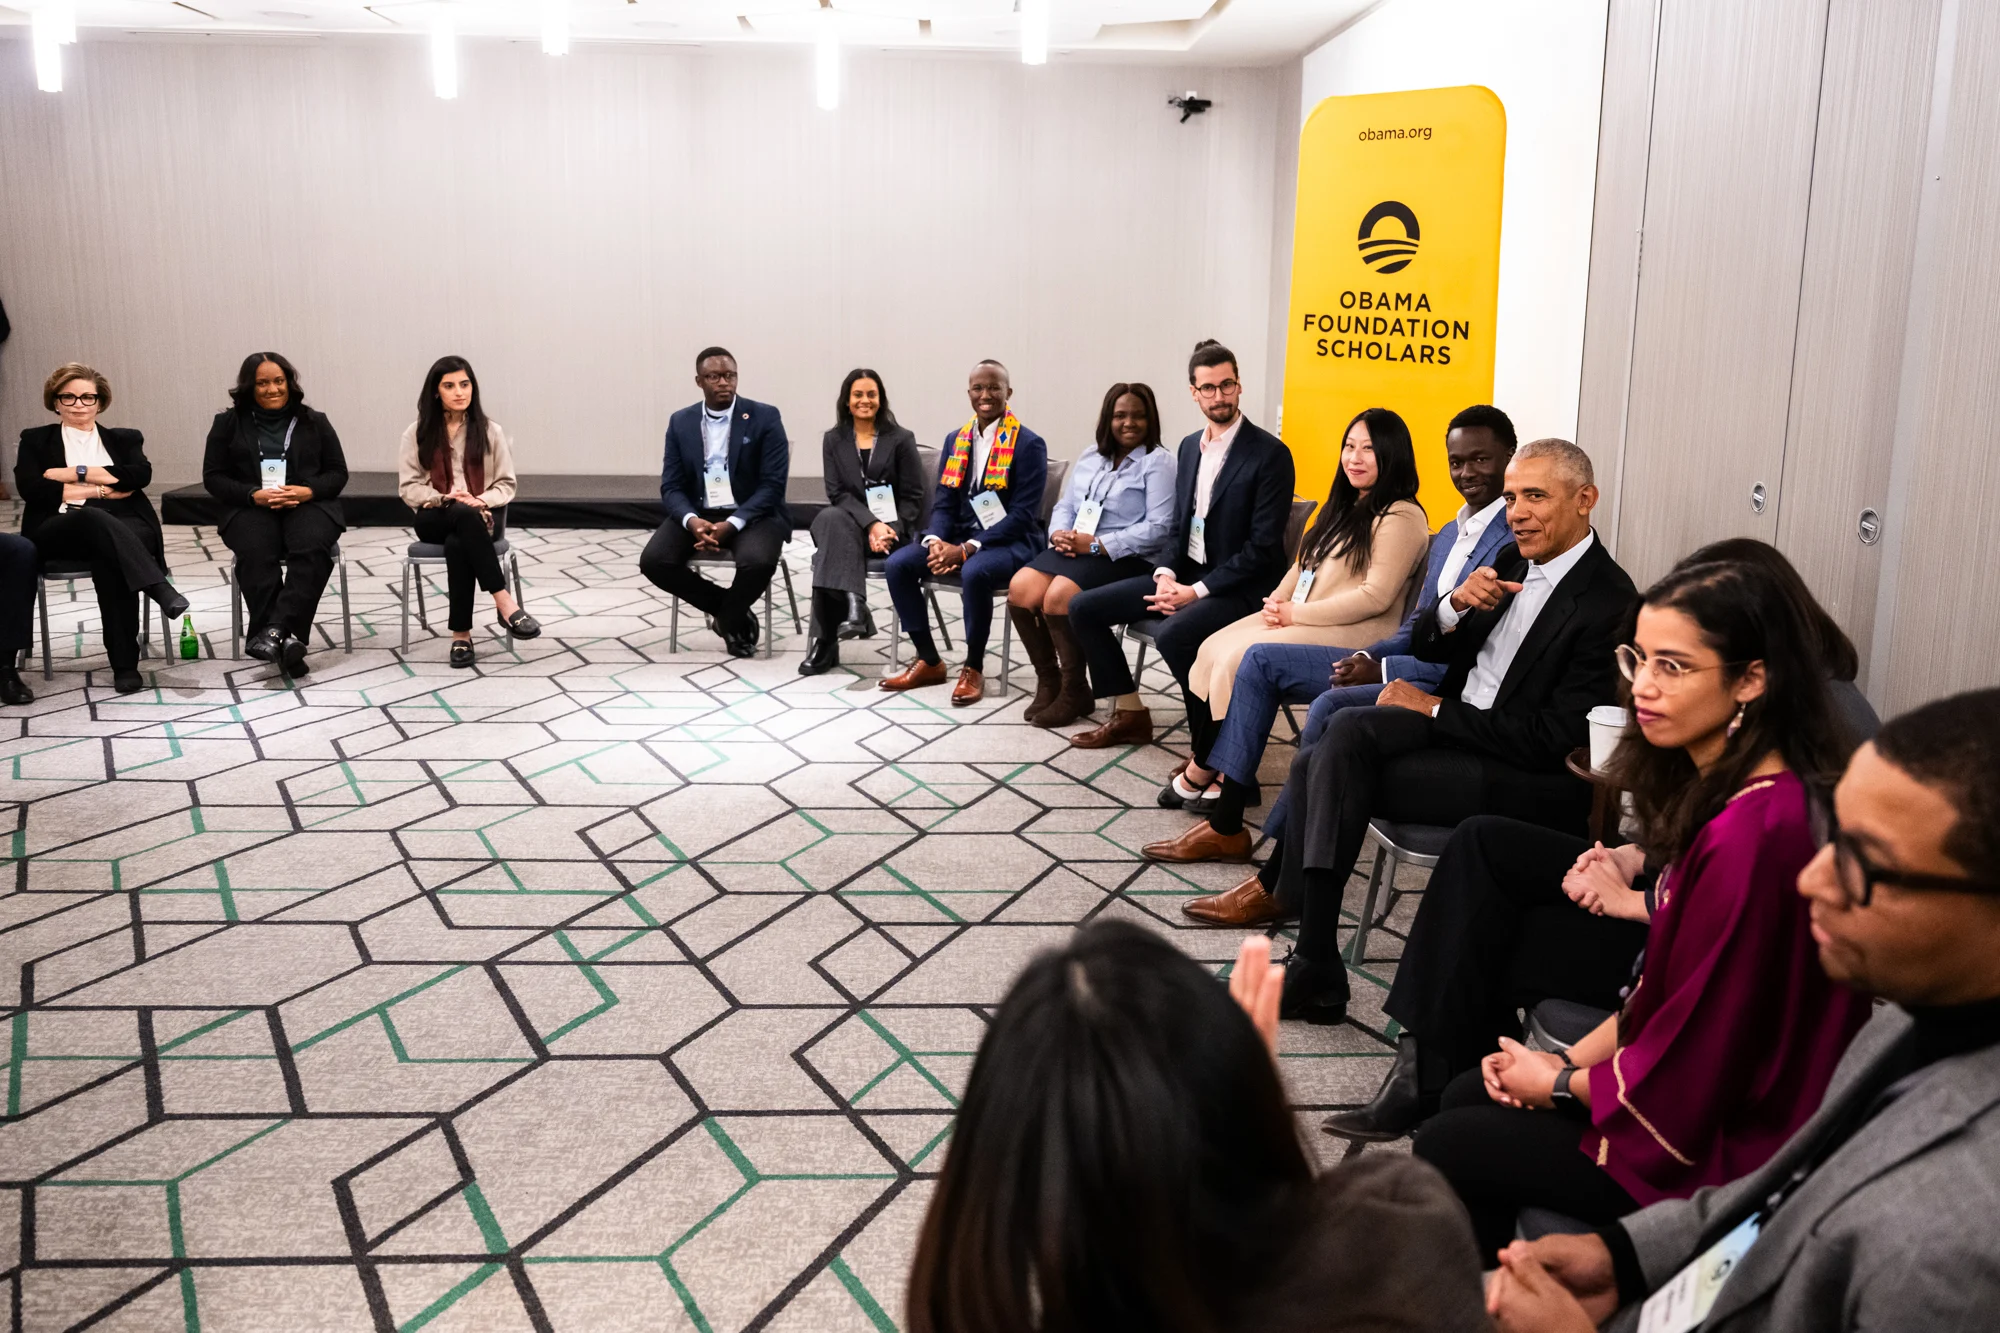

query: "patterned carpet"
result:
(0, 517), (1417, 1332)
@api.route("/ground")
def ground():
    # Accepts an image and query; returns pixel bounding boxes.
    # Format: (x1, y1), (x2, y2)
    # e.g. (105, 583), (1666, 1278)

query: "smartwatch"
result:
(1088, 538), (1103, 556)
(75, 464), (88, 483)
(1551, 1063), (1589, 1119)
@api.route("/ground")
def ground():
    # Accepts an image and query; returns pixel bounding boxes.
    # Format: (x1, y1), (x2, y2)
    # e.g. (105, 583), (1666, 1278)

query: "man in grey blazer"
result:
(1486, 687), (2000, 1333)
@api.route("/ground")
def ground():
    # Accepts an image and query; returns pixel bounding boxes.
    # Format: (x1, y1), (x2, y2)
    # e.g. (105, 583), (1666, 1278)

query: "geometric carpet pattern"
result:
(1, 517), (1417, 1332)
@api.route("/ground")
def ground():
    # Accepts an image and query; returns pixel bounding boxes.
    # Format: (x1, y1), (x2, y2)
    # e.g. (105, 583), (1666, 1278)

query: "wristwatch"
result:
(1088, 538), (1103, 556)
(1551, 1062), (1587, 1119)
(75, 464), (88, 483)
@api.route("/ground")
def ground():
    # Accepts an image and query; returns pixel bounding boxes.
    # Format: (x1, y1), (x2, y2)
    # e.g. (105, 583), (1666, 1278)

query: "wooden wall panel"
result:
(0, 41), (1285, 486)
(1773, 0), (1942, 671)
(1574, 0), (1658, 550)
(1610, 0), (1828, 587)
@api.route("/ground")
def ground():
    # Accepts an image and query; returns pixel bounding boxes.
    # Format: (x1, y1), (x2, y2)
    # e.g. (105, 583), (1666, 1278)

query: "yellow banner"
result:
(1281, 86), (1506, 528)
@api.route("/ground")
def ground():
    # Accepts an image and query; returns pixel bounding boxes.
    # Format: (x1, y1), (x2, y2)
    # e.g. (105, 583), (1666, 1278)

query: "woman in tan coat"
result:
(1168, 407), (1429, 806)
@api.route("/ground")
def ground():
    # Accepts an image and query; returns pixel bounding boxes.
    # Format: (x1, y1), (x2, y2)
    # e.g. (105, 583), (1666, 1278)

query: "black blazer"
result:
(201, 407), (350, 532)
(13, 422), (163, 556)
(1165, 418), (1295, 602)
(660, 397), (790, 528)
(1410, 535), (1637, 772)
(822, 423), (924, 539)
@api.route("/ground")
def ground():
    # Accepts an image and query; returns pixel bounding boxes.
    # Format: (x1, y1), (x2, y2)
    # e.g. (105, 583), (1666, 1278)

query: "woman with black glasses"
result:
(1391, 558), (1875, 1262)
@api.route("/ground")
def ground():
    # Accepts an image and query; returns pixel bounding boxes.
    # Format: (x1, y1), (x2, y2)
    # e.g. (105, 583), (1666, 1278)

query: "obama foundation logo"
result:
(1357, 201), (1420, 274)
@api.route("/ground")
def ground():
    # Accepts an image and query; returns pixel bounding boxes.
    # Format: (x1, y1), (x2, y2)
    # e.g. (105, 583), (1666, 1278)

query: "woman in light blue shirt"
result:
(1008, 382), (1177, 728)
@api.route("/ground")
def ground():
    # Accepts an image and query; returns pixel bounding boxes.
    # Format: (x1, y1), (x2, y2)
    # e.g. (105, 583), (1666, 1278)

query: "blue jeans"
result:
(1261, 681), (1387, 838)
(1205, 643), (1355, 789)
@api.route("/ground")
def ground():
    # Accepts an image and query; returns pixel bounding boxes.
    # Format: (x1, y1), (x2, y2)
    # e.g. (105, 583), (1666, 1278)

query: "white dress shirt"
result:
(686, 398), (746, 531)
(61, 424), (114, 471)
(1155, 412), (1245, 597)
(1438, 494), (1506, 600)
(1438, 531), (1597, 710)
(927, 414), (1004, 550)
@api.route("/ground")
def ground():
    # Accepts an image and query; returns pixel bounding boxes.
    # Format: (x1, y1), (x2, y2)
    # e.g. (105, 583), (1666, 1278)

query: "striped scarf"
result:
(939, 411), (1019, 490)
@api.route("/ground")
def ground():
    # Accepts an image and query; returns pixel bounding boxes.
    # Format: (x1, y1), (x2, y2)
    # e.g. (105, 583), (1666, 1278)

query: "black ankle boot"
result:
(837, 591), (875, 641)
(799, 588), (843, 676)
(1322, 1033), (1432, 1141)
(1278, 952), (1349, 1025)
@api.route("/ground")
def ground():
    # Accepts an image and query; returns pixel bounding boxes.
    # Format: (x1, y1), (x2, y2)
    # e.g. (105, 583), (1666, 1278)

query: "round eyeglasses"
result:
(1614, 643), (1745, 690)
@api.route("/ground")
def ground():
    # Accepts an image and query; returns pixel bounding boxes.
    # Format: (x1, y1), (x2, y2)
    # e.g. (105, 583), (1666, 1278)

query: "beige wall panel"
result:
(1611, 0), (1828, 585)
(1875, 0), (2000, 713)
(1574, 0), (1656, 545)
(0, 40), (1283, 489)
(1773, 0), (1941, 670)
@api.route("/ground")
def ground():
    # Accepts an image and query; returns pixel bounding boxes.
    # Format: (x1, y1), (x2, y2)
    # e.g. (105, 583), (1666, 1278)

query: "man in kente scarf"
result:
(880, 359), (1048, 706)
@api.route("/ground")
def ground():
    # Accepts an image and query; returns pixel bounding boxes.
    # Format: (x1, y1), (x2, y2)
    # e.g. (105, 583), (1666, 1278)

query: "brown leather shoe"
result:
(1182, 873), (1291, 926)
(879, 659), (949, 692)
(1069, 707), (1153, 749)
(1142, 821), (1253, 863)
(951, 667), (985, 706)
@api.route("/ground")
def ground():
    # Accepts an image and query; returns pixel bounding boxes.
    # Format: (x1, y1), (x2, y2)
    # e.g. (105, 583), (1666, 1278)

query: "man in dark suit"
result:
(878, 360), (1047, 707)
(1181, 439), (1637, 1027)
(640, 347), (791, 658)
(1488, 689), (2000, 1333)
(1066, 339), (1295, 748)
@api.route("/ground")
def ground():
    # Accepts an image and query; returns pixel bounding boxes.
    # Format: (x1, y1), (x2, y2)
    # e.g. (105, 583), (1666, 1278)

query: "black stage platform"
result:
(159, 473), (834, 530)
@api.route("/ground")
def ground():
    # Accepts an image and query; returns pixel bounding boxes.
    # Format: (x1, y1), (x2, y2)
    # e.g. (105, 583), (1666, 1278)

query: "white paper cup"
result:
(1587, 705), (1632, 772)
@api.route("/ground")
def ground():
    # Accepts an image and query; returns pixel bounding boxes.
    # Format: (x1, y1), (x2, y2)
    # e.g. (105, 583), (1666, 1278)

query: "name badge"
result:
(260, 458), (287, 491)
(1292, 568), (1316, 603)
(865, 484), (898, 524)
(703, 461), (733, 509)
(970, 489), (1006, 529)
(1187, 516), (1208, 564)
(1072, 499), (1103, 537)
(1637, 1215), (1761, 1333)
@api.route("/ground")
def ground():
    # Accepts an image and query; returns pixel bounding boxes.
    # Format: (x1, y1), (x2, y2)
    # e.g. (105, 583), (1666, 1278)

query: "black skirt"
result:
(1023, 546), (1155, 588)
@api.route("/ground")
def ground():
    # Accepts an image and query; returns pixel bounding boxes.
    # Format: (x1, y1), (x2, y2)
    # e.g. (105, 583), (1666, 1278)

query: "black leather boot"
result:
(1322, 1033), (1431, 1141)
(798, 588), (843, 676)
(837, 592), (876, 641)
(1278, 952), (1349, 1025)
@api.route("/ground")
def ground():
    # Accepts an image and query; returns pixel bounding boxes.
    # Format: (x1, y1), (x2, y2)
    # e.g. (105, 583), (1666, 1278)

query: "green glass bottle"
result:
(179, 615), (198, 660)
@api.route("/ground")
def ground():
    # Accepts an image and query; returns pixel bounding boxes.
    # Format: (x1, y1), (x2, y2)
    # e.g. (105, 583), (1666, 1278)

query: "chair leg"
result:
(1282, 702), (1302, 740)
(1349, 839), (1391, 966)
(1131, 638), (1150, 688)
(339, 558), (352, 652)
(509, 553), (524, 610)
(37, 578), (51, 682)
(762, 582), (774, 660)
(669, 594), (681, 653)
(415, 564), (429, 631)
(995, 597), (1012, 697)
(228, 567), (243, 660)
(888, 601), (901, 670)
(780, 561), (801, 632)
(927, 587), (953, 652)
(399, 562), (412, 653)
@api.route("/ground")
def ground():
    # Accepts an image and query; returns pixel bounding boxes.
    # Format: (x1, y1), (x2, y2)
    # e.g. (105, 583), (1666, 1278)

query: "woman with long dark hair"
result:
(201, 352), (350, 677)
(907, 920), (1490, 1333)
(799, 368), (924, 676)
(397, 356), (536, 668)
(1405, 559), (1876, 1261)
(15, 362), (186, 694)
(1161, 407), (1428, 818)
(1006, 381), (1177, 728)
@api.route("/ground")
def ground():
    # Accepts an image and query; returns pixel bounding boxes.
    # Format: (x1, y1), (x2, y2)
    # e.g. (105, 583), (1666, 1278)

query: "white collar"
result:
(61, 423), (100, 442)
(1456, 494), (1506, 537)
(703, 398), (735, 421)
(1527, 529), (1596, 585)
(1202, 412), (1244, 447)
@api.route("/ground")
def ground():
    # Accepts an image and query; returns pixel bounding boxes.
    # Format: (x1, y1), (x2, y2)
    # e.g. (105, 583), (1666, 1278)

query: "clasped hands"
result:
(924, 540), (967, 574)
(687, 515), (738, 553)
(1562, 841), (1649, 920)
(1145, 570), (1199, 615)
(254, 484), (316, 510)
(1258, 594), (1296, 629)
(1048, 528), (1092, 557)
(867, 522), (897, 555)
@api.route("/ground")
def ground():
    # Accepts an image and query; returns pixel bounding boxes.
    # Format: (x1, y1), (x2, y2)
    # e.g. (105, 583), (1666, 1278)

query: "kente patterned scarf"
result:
(939, 411), (1019, 490)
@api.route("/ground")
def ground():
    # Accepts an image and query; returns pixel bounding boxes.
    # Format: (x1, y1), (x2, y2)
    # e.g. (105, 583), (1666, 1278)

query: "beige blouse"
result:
(397, 419), (518, 509)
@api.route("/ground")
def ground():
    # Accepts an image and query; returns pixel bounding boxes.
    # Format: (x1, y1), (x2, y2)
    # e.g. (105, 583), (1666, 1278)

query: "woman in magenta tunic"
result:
(1411, 558), (1875, 1260)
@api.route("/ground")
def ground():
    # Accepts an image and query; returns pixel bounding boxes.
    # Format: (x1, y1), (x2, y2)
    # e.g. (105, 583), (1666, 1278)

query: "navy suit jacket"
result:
(1365, 506), (1512, 690)
(1164, 419), (1294, 603)
(659, 397), (790, 528)
(921, 422), (1048, 560)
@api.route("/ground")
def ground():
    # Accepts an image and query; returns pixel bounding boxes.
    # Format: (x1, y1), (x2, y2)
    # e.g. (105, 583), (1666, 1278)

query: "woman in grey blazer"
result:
(801, 369), (925, 675)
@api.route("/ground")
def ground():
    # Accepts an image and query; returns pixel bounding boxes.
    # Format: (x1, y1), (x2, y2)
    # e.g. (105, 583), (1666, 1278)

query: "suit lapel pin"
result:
(741, 412), (749, 420)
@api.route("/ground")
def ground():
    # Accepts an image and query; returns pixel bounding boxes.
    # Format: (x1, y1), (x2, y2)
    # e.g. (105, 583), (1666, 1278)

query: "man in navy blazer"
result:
(878, 360), (1047, 706)
(639, 347), (791, 658)
(1157, 406), (1519, 852)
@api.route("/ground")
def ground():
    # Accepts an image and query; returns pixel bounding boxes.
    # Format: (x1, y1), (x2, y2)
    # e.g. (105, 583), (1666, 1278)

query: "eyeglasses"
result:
(55, 393), (101, 407)
(1614, 643), (1746, 690)
(697, 369), (739, 383)
(1192, 380), (1241, 399)
(1805, 779), (2000, 907)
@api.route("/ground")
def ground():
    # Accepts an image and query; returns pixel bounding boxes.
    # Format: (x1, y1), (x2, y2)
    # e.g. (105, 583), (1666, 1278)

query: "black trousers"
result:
(28, 507), (166, 672)
(1385, 816), (1649, 1080)
(413, 503), (508, 633)
(1413, 1069), (1640, 1261)
(221, 505), (342, 640)
(639, 512), (788, 624)
(1272, 706), (1592, 978)
(1066, 574), (1260, 700)
(0, 534), (37, 659)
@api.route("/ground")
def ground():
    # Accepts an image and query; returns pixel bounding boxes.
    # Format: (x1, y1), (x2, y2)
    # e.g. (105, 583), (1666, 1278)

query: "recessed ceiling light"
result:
(261, 11), (311, 18)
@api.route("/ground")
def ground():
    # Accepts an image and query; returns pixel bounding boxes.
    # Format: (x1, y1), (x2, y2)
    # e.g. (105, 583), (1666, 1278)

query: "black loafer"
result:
(245, 627), (283, 663)
(0, 669), (34, 707)
(449, 641), (475, 669)
(279, 634), (309, 677)
(113, 670), (145, 695)
(1279, 953), (1350, 1026)
(722, 616), (760, 659)
(498, 609), (540, 640)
